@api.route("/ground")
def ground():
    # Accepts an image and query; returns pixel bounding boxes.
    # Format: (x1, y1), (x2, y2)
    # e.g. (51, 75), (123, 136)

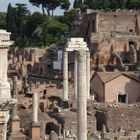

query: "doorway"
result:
(118, 94), (127, 103)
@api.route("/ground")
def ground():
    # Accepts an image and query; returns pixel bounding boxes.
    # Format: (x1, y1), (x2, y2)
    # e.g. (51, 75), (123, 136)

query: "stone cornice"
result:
(0, 45), (10, 48)
(0, 41), (14, 47)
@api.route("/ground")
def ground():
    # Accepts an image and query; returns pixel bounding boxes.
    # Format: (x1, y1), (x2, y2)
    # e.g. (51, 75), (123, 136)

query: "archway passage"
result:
(27, 64), (32, 73)
(45, 122), (58, 135)
(48, 96), (62, 107)
(92, 20), (96, 32)
(129, 41), (137, 50)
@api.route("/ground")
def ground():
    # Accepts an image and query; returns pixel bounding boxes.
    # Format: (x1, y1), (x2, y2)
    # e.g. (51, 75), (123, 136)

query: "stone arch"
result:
(90, 43), (99, 56)
(27, 64), (32, 73)
(39, 66), (43, 75)
(111, 53), (124, 68)
(128, 41), (137, 50)
(45, 122), (58, 135)
(48, 96), (62, 108)
(86, 21), (90, 36)
(92, 19), (96, 32)
(128, 41), (137, 63)
(39, 102), (45, 112)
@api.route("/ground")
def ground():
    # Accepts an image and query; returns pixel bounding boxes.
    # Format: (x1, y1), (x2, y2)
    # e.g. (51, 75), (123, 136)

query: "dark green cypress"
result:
(6, 3), (17, 40)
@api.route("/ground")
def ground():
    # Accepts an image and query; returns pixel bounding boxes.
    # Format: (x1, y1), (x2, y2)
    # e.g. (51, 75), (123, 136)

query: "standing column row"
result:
(63, 51), (90, 100)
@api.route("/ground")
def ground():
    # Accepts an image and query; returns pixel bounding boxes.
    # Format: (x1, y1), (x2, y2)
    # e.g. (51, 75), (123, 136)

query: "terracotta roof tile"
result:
(97, 72), (122, 83)
(96, 72), (140, 83)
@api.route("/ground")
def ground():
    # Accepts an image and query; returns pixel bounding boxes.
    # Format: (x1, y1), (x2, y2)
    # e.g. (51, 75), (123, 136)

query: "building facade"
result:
(72, 10), (140, 71)
(91, 72), (140, 103)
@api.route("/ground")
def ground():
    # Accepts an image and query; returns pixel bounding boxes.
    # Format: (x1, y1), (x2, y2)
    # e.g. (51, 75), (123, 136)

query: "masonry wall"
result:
(96, 108), (140, 132)
(105, 75), (140, 103)
(97, 13), (136, 33)
(90, 75), (104, 102)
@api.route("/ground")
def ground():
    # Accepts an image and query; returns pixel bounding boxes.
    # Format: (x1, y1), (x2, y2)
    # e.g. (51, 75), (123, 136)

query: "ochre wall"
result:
(90, 75), (104, 102)
(105, 75), (140, 103)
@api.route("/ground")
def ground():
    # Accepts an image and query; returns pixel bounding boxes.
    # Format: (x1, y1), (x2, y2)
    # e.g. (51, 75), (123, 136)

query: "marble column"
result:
(63, 51), (68, 100)
(13, 76), (17, 91)
(86, 51), (90, 99)
(12, 76), (18, 118)
(77, 50), (87, 140)
(30, 92), (41, 140)
(74, 52), (78, 99)
(3, 123), (7, 140)
(33, 92), (38, 123)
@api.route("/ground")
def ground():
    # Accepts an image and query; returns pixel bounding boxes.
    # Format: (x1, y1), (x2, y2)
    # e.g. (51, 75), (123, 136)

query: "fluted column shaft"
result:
(86, 51), (90, 99)
(13, 76), (18, 118)
(74, 52), (78, 98)
(33, 92), (38, 123)
(77, 50), (87, 140)
(63, 51), (68, 100)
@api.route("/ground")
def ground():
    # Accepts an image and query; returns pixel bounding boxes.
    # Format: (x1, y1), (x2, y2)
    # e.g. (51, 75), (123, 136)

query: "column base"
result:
(10, 116), (20, 134)
(8, 133), (26, 140)
(63, 98), (69, 101)
(9, 115), (27, 140)
(30, 122), (41, 140)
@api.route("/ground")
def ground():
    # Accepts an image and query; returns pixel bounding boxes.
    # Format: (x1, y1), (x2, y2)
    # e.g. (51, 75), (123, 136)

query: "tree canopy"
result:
(6, 3), (17, 39)
(5, 3), (71, 48)
(32, 19), (69, 46)
(29, 0), (70, 16)
(0, 12), (6, 29)
(74, 0), (140, 10)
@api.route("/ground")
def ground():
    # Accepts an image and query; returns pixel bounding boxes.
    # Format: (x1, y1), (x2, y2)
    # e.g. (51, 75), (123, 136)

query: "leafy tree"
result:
(47, 19), (68, 36)
(101, 0), (110, 9)
(6, 3), (17, 40)
(58, 9), (77, 28)
(0, 12), (6, 29)
(118, 0), (127, 9)
(29, 0), (70, 16)
(73, 0), (83, 8)
(109, 0), (119, 9)
(25, 12), (46, 37)
(14, 37), (29, 48)
(84, 0), (140, 10)
(60, 0), (71, 11)
(32, 19), (69, 46)
(85, 0), (97, 9)
(47, 0), (62, 16)
(29, 0), (46, 15)
(126, 0), (140, 9)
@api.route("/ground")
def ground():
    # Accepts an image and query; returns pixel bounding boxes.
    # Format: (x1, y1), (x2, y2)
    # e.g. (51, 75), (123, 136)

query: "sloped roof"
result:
(95, 72), (140, 83)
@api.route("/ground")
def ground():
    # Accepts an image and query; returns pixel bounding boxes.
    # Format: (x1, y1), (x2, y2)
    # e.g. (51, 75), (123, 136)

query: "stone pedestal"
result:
(30, 122), (41, 140)
(77, 51), (87, 140)
(9, 117), (26, 140)
(11, 117), (20, 133)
